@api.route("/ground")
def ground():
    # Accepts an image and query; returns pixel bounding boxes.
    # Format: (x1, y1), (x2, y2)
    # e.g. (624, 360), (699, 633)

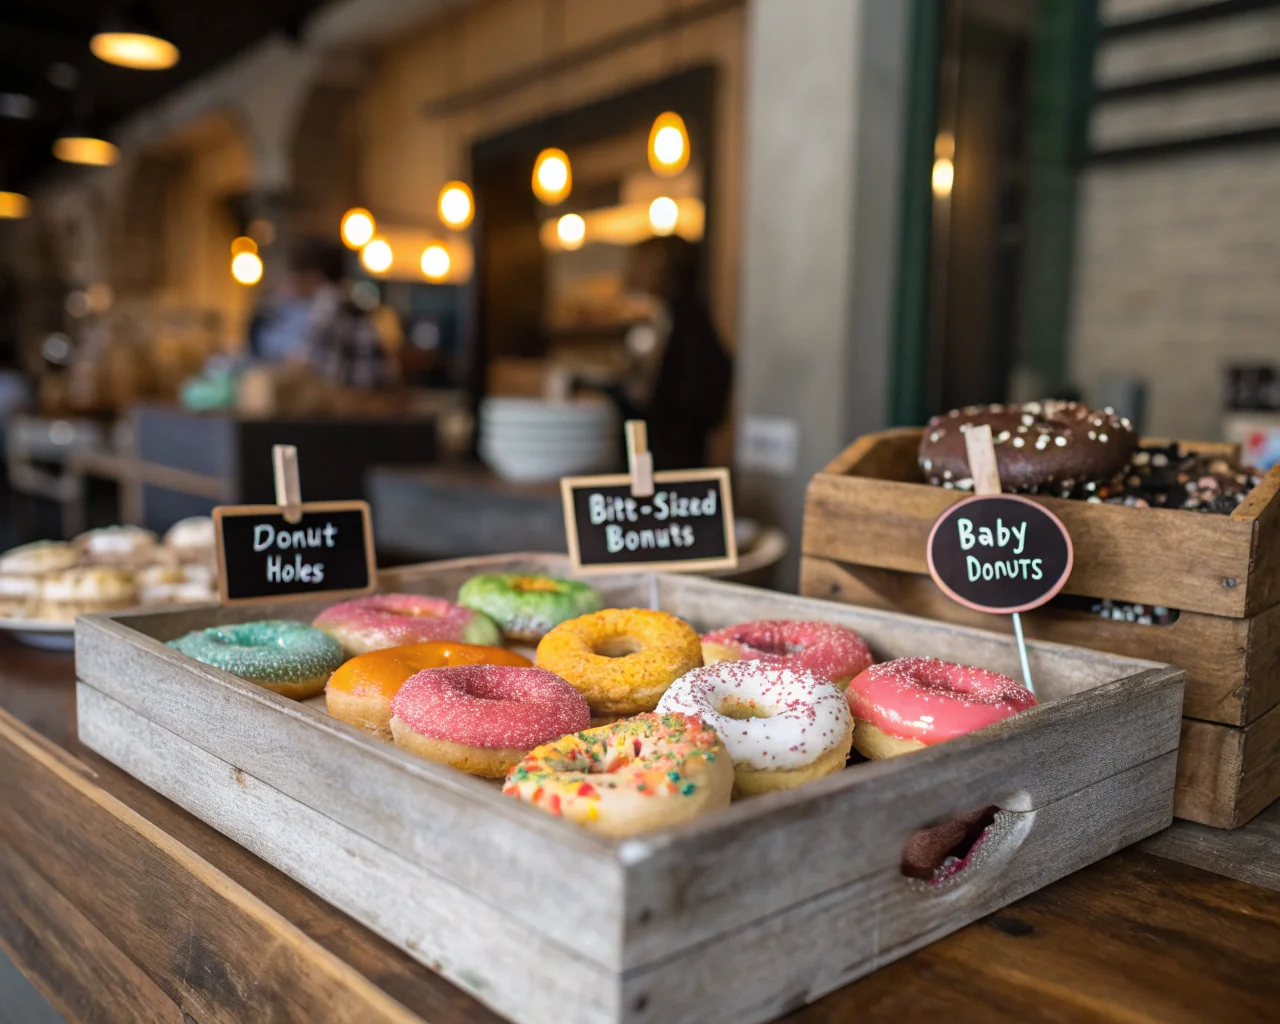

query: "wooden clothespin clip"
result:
(624, 420), (654, 498)
(272, 444), (303, 524)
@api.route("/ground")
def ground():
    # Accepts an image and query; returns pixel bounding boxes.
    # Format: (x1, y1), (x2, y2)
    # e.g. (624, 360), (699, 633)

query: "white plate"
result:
(0, 615), (74, 651)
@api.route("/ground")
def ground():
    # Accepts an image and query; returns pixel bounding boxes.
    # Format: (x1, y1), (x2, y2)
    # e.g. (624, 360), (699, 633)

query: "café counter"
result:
(0, 633), (1276, 1022)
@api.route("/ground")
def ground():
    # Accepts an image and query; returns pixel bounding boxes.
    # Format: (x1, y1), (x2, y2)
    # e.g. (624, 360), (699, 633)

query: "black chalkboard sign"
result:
(560, 469), (738, 574)
(926, 495), (1073, 614)
(213, 501), (376, 605)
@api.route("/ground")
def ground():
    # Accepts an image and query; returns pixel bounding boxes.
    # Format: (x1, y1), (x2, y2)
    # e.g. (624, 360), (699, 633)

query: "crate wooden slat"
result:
(76, 554), (1184, 1024)
(800, 430), (1280, 830)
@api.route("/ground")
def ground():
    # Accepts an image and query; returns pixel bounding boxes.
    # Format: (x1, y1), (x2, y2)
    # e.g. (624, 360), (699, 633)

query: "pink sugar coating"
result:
(702, 619), (873, 680)
(391, 664), (590, 749)
(845, 657), (1036, 745)
(315, 594), (473, 645)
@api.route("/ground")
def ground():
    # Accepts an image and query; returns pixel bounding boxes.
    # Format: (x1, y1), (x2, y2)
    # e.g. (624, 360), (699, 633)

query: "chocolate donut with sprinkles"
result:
(918, 400), (1136, 495)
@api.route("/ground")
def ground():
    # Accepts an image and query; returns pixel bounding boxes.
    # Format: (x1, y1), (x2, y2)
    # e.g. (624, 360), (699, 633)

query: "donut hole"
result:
(511, 577), (561, 592)
(593, 634), (644, 658)
(717, 696), (772, 721)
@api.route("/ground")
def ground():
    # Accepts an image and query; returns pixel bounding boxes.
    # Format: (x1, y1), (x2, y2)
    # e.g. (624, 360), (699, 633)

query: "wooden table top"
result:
(1, 633), (1278, 1023)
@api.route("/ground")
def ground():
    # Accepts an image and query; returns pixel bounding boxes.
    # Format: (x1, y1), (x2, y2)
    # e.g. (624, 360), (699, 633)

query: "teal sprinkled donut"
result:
(457, 573), (602, 643)
(168, 620), (344, 699)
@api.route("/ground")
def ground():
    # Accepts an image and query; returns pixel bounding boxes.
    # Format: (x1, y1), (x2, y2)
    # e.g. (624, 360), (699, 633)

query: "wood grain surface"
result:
(1143, 798), (1280, 892)
(0, 635), (1278, 1022)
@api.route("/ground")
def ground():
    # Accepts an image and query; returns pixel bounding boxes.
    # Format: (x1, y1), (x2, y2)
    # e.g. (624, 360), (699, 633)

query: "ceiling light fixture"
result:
(420, 244), (451, 280)
(0, 192), (30, 219)
(533, 148), (572, 205)
(341, 207), (375, 249)
(53, 135), (119, 167)
(361, 238), (393, 275)
(555, 213), (585, 250)
(648, 112), (689, 177)
(648, 196), (679, 236)
(231, 251), (263, 285)
(437, 181), (474, 229)
(91, 4), (179, 70)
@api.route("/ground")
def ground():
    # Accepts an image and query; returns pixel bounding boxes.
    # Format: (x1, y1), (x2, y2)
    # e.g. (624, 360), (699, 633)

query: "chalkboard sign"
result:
(926, 495), (1073, 614)
(213, 501), (376, 605)
(560, 468), (738, 575)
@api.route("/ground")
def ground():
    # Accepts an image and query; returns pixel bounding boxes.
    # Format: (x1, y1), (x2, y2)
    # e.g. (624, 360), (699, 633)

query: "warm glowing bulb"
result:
(230, 236), (258, 256)
(437, 182), (474, 229)
(90, 32), (180, 70)
(361, 238), (393, 274)
(648, 112), (690, 176)
(231, 251), (263, 285)
(53, 136), (119, 166)
(533, 148), (572, 204)
(556, 213), (586, 250)
(341, 208), (375, 249)
(0, 192), (29, 219)
(420, 244), (451, 280)
(932, 157), (955, 197)
(648, 197), (679, 236)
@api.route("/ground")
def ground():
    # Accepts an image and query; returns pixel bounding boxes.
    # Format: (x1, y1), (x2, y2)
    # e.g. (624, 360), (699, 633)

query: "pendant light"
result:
(0, 191), (30, 219)
(231, 251), (263, 285)
(420, 244), (451, 280)
(437, 181), (474, 230)
(648, 197), (678, 236)
(53, 134), (119, 167)
(648, 112), (689, 177)
(533, 148), (572, 205)
(341, 208), (375, 249)
(91, 3), (179, 70)
(361, 238), (393, 275)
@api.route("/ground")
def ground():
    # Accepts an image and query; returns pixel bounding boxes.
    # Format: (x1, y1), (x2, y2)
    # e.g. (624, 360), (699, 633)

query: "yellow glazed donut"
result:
(502, 712), (733, 836)
(535, 608), (702, 716)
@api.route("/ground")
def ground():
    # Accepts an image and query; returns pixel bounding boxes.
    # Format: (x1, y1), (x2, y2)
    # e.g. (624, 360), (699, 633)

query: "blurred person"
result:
(615, 235), (732, 469)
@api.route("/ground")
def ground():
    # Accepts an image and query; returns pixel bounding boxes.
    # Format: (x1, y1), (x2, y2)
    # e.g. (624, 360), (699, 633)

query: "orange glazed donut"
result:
(535, 608), (702, 718)
(326, 641), (531, 737)
(502, 712), (733, 836)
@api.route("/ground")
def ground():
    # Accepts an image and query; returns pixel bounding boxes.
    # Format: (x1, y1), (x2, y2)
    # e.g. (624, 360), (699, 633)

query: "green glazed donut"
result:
(457, 573), (602, 642)
(168, 619), (345, 699)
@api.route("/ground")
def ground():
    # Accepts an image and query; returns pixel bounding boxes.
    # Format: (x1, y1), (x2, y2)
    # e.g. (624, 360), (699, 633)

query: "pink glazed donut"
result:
(389, 664), (590, 778)
(700, 619), (873, 691)
(845, 657), (1036, 760)
(314, 593), (502, 656)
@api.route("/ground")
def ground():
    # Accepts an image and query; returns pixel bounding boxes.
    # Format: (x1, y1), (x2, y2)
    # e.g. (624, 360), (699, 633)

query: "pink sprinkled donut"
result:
(390, 664), (590, 778)
(700, 619), (873, 690)
(314, 593), (501, 655)
(846, 657), (1036, 759)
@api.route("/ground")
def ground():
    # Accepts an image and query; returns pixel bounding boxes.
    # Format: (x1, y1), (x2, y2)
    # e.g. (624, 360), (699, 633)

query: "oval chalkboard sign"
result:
(926, 495), (1073, 614)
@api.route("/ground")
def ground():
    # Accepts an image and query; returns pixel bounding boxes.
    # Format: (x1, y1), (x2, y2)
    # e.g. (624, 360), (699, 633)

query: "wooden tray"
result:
(75, 554), (1184, 1024)
(799, 428), (1280, 828)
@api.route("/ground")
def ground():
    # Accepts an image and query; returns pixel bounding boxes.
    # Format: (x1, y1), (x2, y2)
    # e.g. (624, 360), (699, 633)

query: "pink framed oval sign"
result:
(926, 494), (1073, 614)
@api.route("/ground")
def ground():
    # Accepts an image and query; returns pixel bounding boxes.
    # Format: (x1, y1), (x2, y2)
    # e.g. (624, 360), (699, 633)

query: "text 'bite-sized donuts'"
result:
(314, 593), (500, 655)
(657, 661), (854, 796)
(845, 657), (1036, 759)
(700, 619), (873, 691)
(326, 641), (532, 736)
(390, 664), (589, 778)
(168, 620), (345, 699)
(536, 608), (702, 718)
(918, 400), (1136, 495)
(503, 712), (733, 836)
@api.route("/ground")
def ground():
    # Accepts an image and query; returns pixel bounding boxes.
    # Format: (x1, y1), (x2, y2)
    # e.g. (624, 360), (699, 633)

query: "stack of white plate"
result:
(479, 397), (620, 483)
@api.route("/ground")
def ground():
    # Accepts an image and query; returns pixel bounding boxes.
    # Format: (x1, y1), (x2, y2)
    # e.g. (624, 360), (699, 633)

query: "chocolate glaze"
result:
(917, 400), (1137, 494)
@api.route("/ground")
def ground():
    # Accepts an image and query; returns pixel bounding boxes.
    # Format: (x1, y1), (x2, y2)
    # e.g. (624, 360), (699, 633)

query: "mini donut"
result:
(74, 525), (159, 567)
(503, 712), (733, 836)
(918, 400), (1137, 495)
(327, 641), (532, 737)
(0, 574), (40, 618)
(168, 620), (345, 699)
(535, 608), (703, 718)
(657, 662), (854, 796)
(163, 516), (216, 562)
(845, 657), (1037, 759)
(390, 664), (590, 778)
(0, 540), (79, 577)
(36, 566), (138, 621)
(700, 619), (873, 691)
(458, 573), (602, 642)
(314, 593), (501, 655)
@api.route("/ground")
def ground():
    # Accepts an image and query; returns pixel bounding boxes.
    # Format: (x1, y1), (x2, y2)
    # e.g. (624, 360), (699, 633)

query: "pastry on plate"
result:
(37, 566), (138, 621)
(75, 525), (159, 568)
(0, 540), (79, 577)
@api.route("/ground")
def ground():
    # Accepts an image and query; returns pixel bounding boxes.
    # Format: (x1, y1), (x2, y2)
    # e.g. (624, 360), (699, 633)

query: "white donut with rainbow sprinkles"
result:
(656, 661), (854, 796)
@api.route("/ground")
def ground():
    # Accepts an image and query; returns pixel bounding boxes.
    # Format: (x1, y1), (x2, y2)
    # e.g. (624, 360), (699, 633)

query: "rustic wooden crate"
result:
(76, 554), (1183, 1024)
(800, 428), (1280, 829)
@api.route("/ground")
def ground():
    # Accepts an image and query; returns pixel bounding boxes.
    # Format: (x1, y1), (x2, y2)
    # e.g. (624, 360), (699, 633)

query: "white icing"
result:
(0, 575), (40, 598)
(656, 663), (852, 771)
(164, 516), (215, 551)
(81, 526), (156, 556)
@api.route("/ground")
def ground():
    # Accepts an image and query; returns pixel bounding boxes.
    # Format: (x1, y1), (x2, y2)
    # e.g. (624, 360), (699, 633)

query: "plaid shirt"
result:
(303, 287), (393, 388)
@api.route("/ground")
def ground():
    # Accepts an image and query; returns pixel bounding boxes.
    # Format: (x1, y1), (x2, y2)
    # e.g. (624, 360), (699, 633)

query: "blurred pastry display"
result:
(0, 517), (220, 626)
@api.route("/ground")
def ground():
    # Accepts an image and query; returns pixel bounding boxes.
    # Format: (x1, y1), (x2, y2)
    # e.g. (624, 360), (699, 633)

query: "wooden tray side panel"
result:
(1176, 702), (1280, 828)
(77, 685), (618, 1024)
(803, 469), (1255, 618)
(800, 555), (1280, 727)
(74, 617), (627, 970)
(623, 751), (1177, 1024)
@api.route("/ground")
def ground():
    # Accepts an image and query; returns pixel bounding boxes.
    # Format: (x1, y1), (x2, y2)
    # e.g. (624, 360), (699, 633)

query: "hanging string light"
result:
(231, 251), (263, 285)
(420, 244), (451, 280)
(532, 148), (572, 205)
(361, 238), (393, 274)
(53, 134), (119, 166)
(555, 213), (585, 250)
(648, 112), (689, 177)
(648, 197), (678, 236)
(437, 181), (474, 230)
(91, 3), (180, 71)
(341, 207), (375, 249)
(0, 192), (30, 219)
